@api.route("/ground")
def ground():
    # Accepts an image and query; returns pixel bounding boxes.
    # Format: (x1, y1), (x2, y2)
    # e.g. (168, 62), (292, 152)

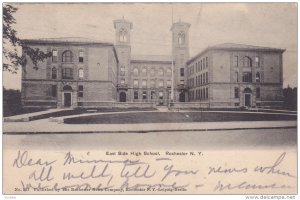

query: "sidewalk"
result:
(3, 118), (297, 134)
(3, 108), (72, 122)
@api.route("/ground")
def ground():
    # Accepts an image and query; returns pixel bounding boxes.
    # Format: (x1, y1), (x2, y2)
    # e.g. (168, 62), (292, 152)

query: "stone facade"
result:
(22, 38), (118, 108)
(186, 43), (285, 108)
(21, 19), (285, 109)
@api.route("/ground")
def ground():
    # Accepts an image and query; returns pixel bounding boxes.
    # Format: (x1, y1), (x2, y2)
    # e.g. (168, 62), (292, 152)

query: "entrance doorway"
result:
(179, 92), (185, 102)
(244, 94), (251, 107)
(243, 87), (252, 107)
(64, 93), (72, 107)
(120, 92), (126, 102)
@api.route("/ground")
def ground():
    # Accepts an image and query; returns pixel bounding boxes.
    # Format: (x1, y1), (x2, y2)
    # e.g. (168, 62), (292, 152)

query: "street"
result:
(4, 128), (297, 150)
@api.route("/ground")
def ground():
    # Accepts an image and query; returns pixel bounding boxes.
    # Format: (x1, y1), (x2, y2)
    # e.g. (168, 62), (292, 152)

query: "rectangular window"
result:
(234, 56), (238, 67)
(256, 87), (260, 98)
(142, 91), (147, 99)
(79, 51), (84, 63)
(167, 80), (171, 87)
(62, 68), (73, 79)
(203, 73), (206, 84)
(133, 79), (139, 88)
(235, 72), (239, 82)
(200, 60), (202, 71)
(200, 74), (202, 85)
(120, 79), (125, 85)
(180, 68), (184, 77)
(200, 88), (202, 99)
(52, 68), (57, 79)
(52, 50), (58, 62)
(78, 85), (83, 97)
(120, 66), (125, 76)
(134, 90), (138, 99)
(206, 72), (208, 83)
(242, 72), (252, 83)
(159, 80), (164, 87)
(51, 85), (57, 97)
(159, 91), (163, 99)
(151, 91), (155, 99)
(234, 87), (239, 98)
(142, 79), (147, 88)
(206, 88), (208, 99)
(203, 58), (206, 68)
(255, 56), (260, 67)
(206, 57), (208, 68)
(150, 79), (155, 88)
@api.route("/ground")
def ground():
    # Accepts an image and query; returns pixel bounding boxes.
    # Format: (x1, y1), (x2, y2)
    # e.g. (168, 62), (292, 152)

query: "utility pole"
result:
(170, 6), (174, 102)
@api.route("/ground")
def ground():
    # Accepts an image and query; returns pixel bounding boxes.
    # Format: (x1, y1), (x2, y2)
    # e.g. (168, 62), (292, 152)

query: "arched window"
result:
(158, 68), (164, 76)
(166, 68), (171, 75)
(52, 67), (57, 79)
(142, 68), (147, 76)
(150, 68), (155, 76)
(243, 56), (252, 67)
(119, 29), (127, 42)
(133, 68), (139, 76)
(256, 72), (261, 82)
(63, 85), (73, 91)
(78, 68), (84, 79)
(62, 50), (73, 62)
(178, 32), (185, 45)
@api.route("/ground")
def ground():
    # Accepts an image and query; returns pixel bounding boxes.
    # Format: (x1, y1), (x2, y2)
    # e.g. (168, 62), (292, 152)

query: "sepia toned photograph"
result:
(2, 2), (298, 197)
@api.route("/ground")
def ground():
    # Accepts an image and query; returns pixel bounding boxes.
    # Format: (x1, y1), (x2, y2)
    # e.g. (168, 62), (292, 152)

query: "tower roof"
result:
(170, 20), (191, 31)
(113, 17), (133, 29)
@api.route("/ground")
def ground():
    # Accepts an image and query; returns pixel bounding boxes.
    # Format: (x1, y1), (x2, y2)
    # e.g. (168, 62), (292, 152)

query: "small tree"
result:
(3, 4), (52, 73)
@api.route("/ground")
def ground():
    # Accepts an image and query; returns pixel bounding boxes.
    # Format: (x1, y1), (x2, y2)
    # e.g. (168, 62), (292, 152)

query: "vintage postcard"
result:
(2, 2), (298, 197)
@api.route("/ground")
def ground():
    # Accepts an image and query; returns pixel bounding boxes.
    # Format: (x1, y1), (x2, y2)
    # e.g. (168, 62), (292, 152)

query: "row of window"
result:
(187, 72), (209, 88)
(52, 67), (84, 80)
(234, 87), (260, 98)
(234, 56), (260, 68)
(133, 90), (164, 100)
(133, 79), (172, 88)
(239, 72), (261, 83)
(189, 88), (209, 101)
(52, 50), (84, 63)
(188, 57), (208, 76)
(131, 67), (172, 77)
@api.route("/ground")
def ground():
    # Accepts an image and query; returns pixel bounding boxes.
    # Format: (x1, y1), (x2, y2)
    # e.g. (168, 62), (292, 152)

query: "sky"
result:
(3, 3), (297, 89)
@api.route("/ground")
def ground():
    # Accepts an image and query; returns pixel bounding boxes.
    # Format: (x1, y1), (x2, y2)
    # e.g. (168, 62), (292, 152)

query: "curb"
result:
(3, 126), (297, 135)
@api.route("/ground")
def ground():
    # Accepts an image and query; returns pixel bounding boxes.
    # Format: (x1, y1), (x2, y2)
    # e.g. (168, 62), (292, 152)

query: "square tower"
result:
(113, 17), (133, 102)
(171, 19), (191, 102)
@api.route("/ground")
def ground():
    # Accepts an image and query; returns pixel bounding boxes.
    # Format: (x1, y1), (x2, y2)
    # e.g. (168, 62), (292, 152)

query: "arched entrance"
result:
(179, 92), (185, 102)
(244, 88), (252, 107)
(120, 92), (126, 102)
(63, 85), (72, 107)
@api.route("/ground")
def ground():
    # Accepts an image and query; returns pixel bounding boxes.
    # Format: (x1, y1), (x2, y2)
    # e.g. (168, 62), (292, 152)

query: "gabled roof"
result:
(209, 43), (285, 51)
(131, 55), (172, 63)
(23, 37), (118, 63)
(23, 37), (114, 46)
(187, 43), (285, 64)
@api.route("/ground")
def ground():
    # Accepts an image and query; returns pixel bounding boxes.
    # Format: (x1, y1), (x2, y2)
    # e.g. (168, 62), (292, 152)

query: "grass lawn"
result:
(27, 107), (157, 120)
(64, 111), (297, 124)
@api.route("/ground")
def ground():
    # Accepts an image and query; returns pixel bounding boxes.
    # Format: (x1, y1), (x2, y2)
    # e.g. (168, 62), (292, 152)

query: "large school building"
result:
(21, 18), (285, 108)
